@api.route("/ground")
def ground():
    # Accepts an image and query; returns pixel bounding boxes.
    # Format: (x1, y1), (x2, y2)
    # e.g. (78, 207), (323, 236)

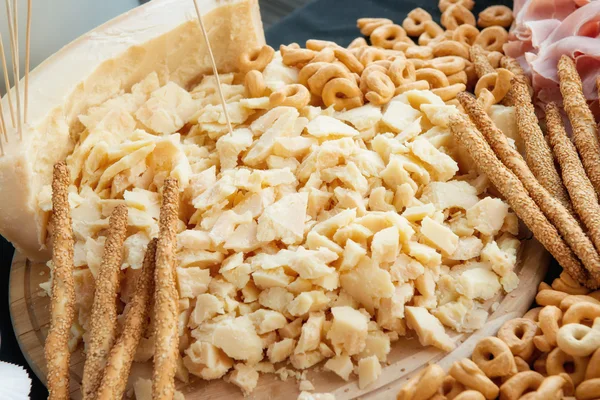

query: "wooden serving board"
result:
(9, 239), (549, 400)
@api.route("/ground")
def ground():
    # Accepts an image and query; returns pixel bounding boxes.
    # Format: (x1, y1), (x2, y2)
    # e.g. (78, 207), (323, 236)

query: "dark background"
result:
(1, 0), (550, 398)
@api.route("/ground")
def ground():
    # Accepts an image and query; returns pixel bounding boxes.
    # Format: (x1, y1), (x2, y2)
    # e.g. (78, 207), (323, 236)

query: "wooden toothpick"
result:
(191, 0), (234, 136)
(0, 31), (16, 129)
(6, 0), (22, 140)
(24, 0), (32, 124)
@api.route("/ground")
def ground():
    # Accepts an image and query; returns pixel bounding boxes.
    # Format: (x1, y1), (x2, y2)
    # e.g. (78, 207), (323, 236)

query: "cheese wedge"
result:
(0, 0), (265, 261)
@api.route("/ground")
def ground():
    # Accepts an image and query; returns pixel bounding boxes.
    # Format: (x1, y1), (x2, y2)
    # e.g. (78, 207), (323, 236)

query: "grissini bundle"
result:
(448, 112), (594, 288)
(82, 204), (128, 400)
(558, 55), (600, 199)
(45, 162), (76, 400)
(511, 80), (573, 214)
(153, 178), (180, 399)
(97, 239), (157, 400)
(458, 92), (599, 287)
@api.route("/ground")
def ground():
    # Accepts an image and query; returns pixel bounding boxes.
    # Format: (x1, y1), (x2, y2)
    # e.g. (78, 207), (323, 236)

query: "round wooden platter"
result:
(9, 239), (549, 400)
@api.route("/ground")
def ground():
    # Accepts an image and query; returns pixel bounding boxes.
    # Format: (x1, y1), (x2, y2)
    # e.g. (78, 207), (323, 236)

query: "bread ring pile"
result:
(399, 276), (600, 400)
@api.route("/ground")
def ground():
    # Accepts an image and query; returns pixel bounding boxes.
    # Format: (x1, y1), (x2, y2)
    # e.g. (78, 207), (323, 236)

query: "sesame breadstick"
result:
(470, 45), (494, 78)
(500, 55), (532, 105)
(458, 93), (598, 287)
(511, 79), (574, 214)
(558, 55), (600, 198)
(45, 162), (76, 400)
(449, 113), (593, 287)
(153, 178), (180, 400)
(546, 102), (600, 256)
(81, 204), (128, 400)
(97, 238), (157, 400)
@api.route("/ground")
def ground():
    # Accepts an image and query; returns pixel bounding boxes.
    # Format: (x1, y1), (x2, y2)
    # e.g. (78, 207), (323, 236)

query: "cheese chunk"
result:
(420, 217), (459, 254)
(295, 312), (326, 354)
(456, 263), (502, 300)
(229, 363), (259, 395)
(212, 316), (264, 364)
(358, 355), (382, 389)
(405, 306), (456, 351)
(257, 192), (308, 245)
(467, 197), (509, 236)
(419, 181), (479, 211)
(327, 306), (369, 356)
(268, 338), (296, 363)
(306, 115), (359, 138)
(324, 354), (354, 381)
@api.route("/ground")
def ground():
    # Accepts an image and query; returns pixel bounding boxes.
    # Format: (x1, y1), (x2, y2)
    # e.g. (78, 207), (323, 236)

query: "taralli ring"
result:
(556, 319), (600, 357)
(397, 364), (445, 400)
(546, 347), (589, 386)
(361, 67), (395, 105)
(562, 302), (600, 324)
(499, 371), (544, 400)
(441, 4), (476, 30)
(475, 68), (514, 104)
(474, 26), (508, 52)
(244, 70), (266, 98)
(389, 57), (416, 86)
(439, 0), (475, 12)
(357, 17), (393, 36)
(453, 24), (479, 47)
(535, 374), (574, 399)
(523, 307), (544, 322)
(432, 40), (470, 59)
(416, 68), (450, 89)
(576, 378), (600, 400)
(395, 80), (430, 95)
(238, 45), (275, 73)
(403, 8), (433, 36)
(322, 77), (364, 111)
(269, 84), (311, 109)
(472, 336), (518, 378)
(428, 56), (466, 75)
(454, 391), (485, 400)
(371, 24), (408, 49)
(478, 5), (514, 28)
(334, 48), (365, 74)
(438, 375), (465, 399)
(536, 289), (569, 306)
(498, 318), (539, 360)
(449, 359), (499, 399)
(432, 83), (466, 101)
(533, 305), (562, 352)
(559, 294), (600, 311)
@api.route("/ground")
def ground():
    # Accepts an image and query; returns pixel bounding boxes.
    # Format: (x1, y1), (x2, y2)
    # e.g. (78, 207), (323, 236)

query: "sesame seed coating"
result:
(558, 55), (600, 199)
(97, 238), (157, 400)
(500, 55), (532, 106)
(448, 113), (594, 288)
(511, 80), (573, 215)
(470, 45), (494, 78)
(45, 161), (76, 400)
(82, 204), (128, 400)
(153, 178), (180, 400)
(458, 93), (598, 287)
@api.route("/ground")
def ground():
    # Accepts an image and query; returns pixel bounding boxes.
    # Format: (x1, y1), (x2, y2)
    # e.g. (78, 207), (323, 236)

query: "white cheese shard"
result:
(229, 363), (259, 396)
(297, 392), (336, 400)
(135, 81), (197, 134)
(456, 262), (502, 300)
(382, 101), (422, 133)
(244, 107), (299, 166)
(340, 258), (395, 313)
(217, 128), (253, 170)
(402, 203), (436, 222)
(405, 306), (456, 351)
(327, 306), (369, 356)
(176, 267), (211, 298)
(324, 354), (354, 381)
(248, 309), (288, 334)
(358, 355), (382, 389)
(467, 197), (509, 236)
(358, 330), (391, 362)
(339, 239), (367, 271)
(336, 104), (382, 131)
(257, 192), (308, 245)
(420, 217), (459, 254)
(305, 115), (359, 138)
(449, 236), (484, 261)
(409, 137), (458, 182)
(371, 226), (400, 264)
(480, 240), (517, 277)
(295, 312), (326, 354)
(212, 316), (264, 364)
(189, 294), (223, 328)
(420, 104), (459, 127)
(287, 291), (330, 317)
(321, 162), (369, 196)
(419, 181), (479, 211)
(268, 338), (296, 363)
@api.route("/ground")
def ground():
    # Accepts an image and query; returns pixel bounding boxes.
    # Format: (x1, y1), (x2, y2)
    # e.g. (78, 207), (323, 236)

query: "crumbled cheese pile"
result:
(39, 52), (520, 395)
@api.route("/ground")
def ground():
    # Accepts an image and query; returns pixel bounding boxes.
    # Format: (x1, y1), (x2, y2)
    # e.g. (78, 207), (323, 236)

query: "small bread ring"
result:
(498, 318), (540, 361)
(487, 51), (504, 68)
(472, 336), (518, 378)
(474, 68), (514, 104)
(244, 70), (266, 98)
(432, 83), (466, 101)
(306, 39), (340, 51)
(371, 24), (408, 49)
(478, 5), (514, 28)
(560, 295), (600, 311)
(269, 84), (311, 109)
(361, 68), (395, 105)
(546, 347), (589, 386)
(431, 40), (470, 59)
(439, 375), (465, 399)
(553, 273), (591, 295)
(474, 26), (508, 52)
(395, 80), (430, 95)
(453, 391), (485, 400)
(556, 319), (600, 357)
(533, 353), (548, 375)
(439, 0), (475, 12)
(536, 289), (570, 307)
(416, 68), (449, 89)
(499, 371), (544, 400)
(441, 4), (476, 30)
(238, 45), (275, 73)
(449, 359), (499, 399)
(309, 48), (336, 64)
(447, 71), (468, 85)
(576, 378), (600, 400)
(389, 57), (416, 86)
(357, 18), (393, 36)
(523, 307), (544, 322)
(280, 44), (315, 68)
(307, 63), (351, 96)
(428, 56), (466, 75)
(586, 348), (600, 379)
(334, 48), (364, 74)
(562, 302), (600, 325)
(514, 356), (531, 372)
(397, 364), (446, 400)
(535, 374), (574, 399)
(322, 78), (363, 111)
(348, 37), (368, 49)
(453, 24), (479, 47)
(406, 46), (434, 60)
(477, 88), (495, 113)
(533, 305), (563, 352)
(403, 8), (433, 37)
